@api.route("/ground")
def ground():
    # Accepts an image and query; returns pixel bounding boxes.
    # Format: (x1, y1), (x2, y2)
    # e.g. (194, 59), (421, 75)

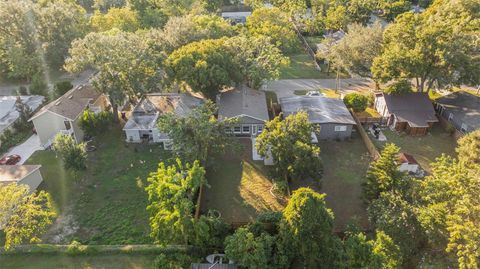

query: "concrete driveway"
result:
(4, 134), (43, 164)
(263, 78), (375, 99)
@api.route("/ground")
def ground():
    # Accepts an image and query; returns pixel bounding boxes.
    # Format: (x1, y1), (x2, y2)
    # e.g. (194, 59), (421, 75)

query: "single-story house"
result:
(123, 93), (203, 148)
(279, 95), (356, 140)
(374, 92), (438, 136)
(434, 91), (480, 135)
(217, 86), (269, 137)
(29, 84), (109, 147)
(398, 153), (420, 174)
(0, 165), (43, 192)
(0, 95), (44, 135)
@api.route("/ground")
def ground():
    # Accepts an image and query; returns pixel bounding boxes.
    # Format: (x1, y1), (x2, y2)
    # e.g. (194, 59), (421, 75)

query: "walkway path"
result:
(5, 134), (43, 164)
(263, 78), (375, 99)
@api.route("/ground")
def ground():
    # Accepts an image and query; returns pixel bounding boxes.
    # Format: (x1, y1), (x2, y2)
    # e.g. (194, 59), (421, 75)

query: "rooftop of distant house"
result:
(0, 95), (44, 132)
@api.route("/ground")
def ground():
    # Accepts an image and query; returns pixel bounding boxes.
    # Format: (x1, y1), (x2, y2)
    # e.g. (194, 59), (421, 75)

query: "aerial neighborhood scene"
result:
(0, 0), (479, 268)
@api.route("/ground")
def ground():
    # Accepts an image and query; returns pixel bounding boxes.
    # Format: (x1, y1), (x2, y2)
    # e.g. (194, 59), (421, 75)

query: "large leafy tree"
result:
(0, 184), (56, 250)
(323, 22), (383, 78)
(65, 29), (164, 121)
(226, 35), (289, 89)
(0, 0), (88, 79)
(90, 7), (141, 32)
(372, 0), (480, 92)
(377, 0), (411, 22)
(165, 38), (241, 100)
(224, 228), (276, 269)
(256, 112), (322, 182)
(158, 101), (238, 165)
(279, 188), (342, 268)
(145, 159), (206, 245)
(456, 130), (480, 169)
(246, 7), (299, 53)
(363, 143), (406, 203)
(159, 14), (235, 53)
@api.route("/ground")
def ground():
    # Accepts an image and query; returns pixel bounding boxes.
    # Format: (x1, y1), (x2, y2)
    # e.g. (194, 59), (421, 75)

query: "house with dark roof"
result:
(29, 84), (109, 146)
(123, 93), (203, 148)
(279, 96), (356, 140)
(434, 91), (480, 135)
(217, 86), (269, 137)
(374, 92), (438, 136)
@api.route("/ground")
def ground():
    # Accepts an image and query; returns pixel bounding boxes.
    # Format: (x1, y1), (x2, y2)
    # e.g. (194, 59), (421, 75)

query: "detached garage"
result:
(279, 96), (356, 140)
(0, 165), (43, 192)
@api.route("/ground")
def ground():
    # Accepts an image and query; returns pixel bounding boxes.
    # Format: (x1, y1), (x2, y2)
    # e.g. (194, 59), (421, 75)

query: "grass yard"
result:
(27, 127), (170, 244)
(280, 53), (335, 79)
(201, 139), (287, 224)
(355, 107), (381, 118)
(372, 125), (457, 172)
(0, 254), (157, 269)
(304, 35), (323, 49)
(290, 138), (372, 231)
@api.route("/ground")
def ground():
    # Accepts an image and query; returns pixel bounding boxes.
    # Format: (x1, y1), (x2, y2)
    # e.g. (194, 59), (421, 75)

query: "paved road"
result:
(263, 78), (375, 99)
(4, 134), (43, 164)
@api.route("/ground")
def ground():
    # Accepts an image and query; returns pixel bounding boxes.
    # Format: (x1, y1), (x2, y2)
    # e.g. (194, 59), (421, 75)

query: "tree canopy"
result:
(0, 184), (56, 250)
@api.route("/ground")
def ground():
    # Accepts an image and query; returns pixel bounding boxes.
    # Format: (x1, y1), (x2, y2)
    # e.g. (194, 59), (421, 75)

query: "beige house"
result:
(0, 165), (43, 192)
(29, 85), (109, 146)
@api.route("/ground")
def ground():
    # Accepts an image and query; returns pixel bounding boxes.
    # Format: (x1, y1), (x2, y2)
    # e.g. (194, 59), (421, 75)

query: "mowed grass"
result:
(201, 139), (287, 224)
(27, 127), (170, 244)
(290, 138), (372, 231)
(0, 254), (157, 269)
(280, 53), (335, 79)
(373, 125), (457, 173)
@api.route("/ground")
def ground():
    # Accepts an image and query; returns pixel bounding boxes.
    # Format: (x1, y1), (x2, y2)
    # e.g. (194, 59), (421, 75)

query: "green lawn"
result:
(27, 127), (170, 244)
(304, 35), (323, 49)
(372, 125), (457, 172)
(201, 139), (286, 224)
(280, 53), (336, 79)
(290, 138), (372, 231)
(0, 254), (157, 269)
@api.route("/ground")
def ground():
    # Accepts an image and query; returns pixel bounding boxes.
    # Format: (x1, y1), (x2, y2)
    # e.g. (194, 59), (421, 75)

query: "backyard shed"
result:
(0, 165), (43, 192)
(374, 92), (438, 136)
(279, 96), (356, 140)
(398, 153), (420, 174)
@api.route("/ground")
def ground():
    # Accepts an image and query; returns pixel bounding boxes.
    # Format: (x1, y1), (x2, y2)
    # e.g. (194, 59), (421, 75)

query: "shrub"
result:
(29, 73), (48, 97)
(79, 110), (113, 136)
(54, 80), (73, 97)
(18, 86), (28, 95)
(343, 93), (368, 112)
(384, 79), (413, 95)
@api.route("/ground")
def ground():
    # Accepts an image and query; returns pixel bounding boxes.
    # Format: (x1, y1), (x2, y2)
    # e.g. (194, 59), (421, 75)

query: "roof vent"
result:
(55, 101), (61, 106)
(68, 95), (73, 99)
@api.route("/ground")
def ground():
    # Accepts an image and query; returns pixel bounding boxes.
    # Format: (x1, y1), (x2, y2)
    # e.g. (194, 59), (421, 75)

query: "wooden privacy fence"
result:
(351, 110), (381, 160)
(355, 116), (388, 125)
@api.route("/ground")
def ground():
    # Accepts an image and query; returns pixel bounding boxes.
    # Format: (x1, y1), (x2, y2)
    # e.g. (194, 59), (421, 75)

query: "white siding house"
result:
(0, 165), (43, 192)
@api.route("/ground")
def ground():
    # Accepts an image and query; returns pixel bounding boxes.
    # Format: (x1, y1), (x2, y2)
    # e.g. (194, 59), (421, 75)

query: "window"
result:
(242, 125), (250, 133)
(64, 120), (71, 130)
(334, 125), (347, 132)
(461, 123), (468, 133)
(258, 125), (264, 133)
(233, 126), (241, 133)
(448, 113), (454, 122)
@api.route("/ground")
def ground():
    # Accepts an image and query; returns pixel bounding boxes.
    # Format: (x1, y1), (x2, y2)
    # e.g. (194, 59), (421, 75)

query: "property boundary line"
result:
(351, 110), (380, 160)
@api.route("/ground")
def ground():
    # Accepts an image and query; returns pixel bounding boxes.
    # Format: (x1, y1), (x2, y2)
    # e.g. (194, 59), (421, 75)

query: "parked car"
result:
(306, 91), (323, 97)
(0, 154), (21, 165)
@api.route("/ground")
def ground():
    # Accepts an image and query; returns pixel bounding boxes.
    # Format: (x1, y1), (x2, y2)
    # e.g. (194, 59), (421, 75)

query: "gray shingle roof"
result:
(435, 91), (480, 130)
(217, 86), (269, 122)
(30, 85), (101, 121)
(123, 93), (203, 130)
(383, 93), (438, 127)
(279, 96), (356, 125)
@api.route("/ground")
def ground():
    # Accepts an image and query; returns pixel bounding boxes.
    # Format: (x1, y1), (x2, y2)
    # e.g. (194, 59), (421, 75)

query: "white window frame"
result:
(334, 125), (347, 132)
(448, 113), (454, 122)
(460, 123), (467, 133)
(257, 125), (264, 133)
(233, 126), (241, 134)
(242, 125), (251, 134)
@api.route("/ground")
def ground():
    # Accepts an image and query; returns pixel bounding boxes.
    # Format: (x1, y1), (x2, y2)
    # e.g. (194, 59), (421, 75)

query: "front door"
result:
(252, 125), (258, 136)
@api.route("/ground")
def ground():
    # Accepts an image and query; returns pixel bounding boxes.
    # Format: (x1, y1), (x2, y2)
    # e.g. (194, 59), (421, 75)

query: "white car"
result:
(306, 91), (323, 97)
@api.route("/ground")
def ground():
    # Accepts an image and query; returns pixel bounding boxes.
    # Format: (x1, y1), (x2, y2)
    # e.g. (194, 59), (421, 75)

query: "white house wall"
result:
(19, 169), (43, 193)
(32, 111), (71, 146)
